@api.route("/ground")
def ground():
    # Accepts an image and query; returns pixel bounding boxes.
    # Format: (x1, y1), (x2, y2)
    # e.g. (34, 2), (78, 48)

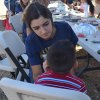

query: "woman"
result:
(24, 2), (78, 82)
(15, 0), (30, 14)
(22, 0), (50, 42)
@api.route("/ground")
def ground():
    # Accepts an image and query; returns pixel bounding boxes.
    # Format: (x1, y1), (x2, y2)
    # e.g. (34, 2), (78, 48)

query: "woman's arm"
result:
(31, 65), (42, 81)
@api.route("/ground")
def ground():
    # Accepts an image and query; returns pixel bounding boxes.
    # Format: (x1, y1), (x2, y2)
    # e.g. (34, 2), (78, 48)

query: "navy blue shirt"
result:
(22, 22), (27, 43)
(25, 22), (78, 66)
(15, 3), (23, 14)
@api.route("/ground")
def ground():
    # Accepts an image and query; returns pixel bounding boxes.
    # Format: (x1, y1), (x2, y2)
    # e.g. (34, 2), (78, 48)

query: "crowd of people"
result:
(3, 0), (100, 94)
(4, 0), (100, 17)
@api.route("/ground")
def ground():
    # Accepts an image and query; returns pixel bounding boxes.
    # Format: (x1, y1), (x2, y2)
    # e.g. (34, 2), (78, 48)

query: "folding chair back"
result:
(0, 30), (30, 82)
(0, 30), (25, 57)
(9, 13), (23, 34)
(0, 37), (16, 72)
(0, 78), (91, 100)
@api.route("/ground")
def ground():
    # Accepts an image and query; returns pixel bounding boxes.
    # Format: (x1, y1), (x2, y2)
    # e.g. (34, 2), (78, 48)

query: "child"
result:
(35, 40), (87, 93)
(74, 0), (94, 17)
(3, 11), (13, 30)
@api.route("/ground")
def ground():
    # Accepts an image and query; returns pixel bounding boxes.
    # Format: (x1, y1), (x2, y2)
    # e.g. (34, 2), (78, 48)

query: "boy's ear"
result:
(70, 60), (78, 75)
(74, 60), (78, 68)
(43, 60), (50, 72)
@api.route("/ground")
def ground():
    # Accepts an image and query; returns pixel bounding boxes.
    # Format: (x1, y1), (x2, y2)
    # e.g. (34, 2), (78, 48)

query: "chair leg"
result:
(11, 72), (15, 78)
(5, 48), (31, 83)
(76, 53), (90, 77)
(76, 53), (100, 77)
(17, 56), (27, 67)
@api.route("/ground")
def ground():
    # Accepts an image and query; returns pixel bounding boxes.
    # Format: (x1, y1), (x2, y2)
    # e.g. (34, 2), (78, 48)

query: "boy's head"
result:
(47, 40), (76, 73)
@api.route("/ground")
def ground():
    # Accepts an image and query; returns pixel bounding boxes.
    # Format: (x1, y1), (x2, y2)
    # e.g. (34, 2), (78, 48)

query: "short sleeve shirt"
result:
(35, 71), (87, 93)
(25, 22), (78, 66)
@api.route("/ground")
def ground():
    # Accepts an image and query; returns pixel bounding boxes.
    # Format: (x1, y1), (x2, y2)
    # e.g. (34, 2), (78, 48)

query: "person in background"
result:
(3, 10), (13, 30)
(61, 0), (74, 8)
(14, 0), (30, 43)
(3, 0), (17, 30)
(15, 0), (30, 14)
(24, 2), (78, 81)
(4, 0), (18, 14)
(74, 0), (94, 17)
(35, 40), (87, 93)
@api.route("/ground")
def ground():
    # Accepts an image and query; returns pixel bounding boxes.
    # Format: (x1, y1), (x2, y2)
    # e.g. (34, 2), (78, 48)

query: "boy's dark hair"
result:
(23, 2), (53, 30)
(47, 40), (76, 73)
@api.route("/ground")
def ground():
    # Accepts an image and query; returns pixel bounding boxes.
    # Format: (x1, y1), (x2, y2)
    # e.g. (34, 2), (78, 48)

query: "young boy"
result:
(34, 40), (87, 93)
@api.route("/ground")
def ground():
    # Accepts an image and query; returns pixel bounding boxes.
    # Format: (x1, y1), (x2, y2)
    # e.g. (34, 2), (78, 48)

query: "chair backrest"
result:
(0, 30), (25, 57)
(0, 30), (30, 82)
(0, 40), (17, 71)
(9, 13), (23, 34)
(0, 77), (91, 100)
(0, 30), (28, 67)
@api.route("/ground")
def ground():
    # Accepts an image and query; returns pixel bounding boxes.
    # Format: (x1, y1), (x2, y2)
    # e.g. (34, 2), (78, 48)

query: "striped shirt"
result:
(34, 71), (87, 93)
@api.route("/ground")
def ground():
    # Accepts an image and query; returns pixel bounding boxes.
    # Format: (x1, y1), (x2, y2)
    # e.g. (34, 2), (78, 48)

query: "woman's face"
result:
(22, 0), (29, 5)
(44, 0), (50, 7)
(81, 0), (86, 3)
(30, 16), (53, 40)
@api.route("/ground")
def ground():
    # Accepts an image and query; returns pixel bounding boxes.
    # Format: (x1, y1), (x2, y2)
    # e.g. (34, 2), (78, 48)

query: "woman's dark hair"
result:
(20, 0), (30, 10)
(47, 40), (76, 73)
(23, 2), (53, 30)
(87, 0), (94, 15)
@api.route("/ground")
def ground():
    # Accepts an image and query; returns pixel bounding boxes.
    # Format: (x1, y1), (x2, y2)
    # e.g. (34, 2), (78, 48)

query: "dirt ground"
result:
(0, 19), (100, 100)
(81, 67), (100, 100)
(76, 48), (100, 100)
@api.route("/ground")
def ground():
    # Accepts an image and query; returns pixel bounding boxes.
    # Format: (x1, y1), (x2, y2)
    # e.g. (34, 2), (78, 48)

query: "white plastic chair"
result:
(0, 30), (30, 82)
(0, 77), (91, 100)
(9, 13), (23, 34)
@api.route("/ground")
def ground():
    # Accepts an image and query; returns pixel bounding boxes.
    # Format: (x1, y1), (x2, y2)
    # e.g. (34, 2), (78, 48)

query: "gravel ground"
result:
(0, 71), (12, 100)
(77, 48), (100, 100)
